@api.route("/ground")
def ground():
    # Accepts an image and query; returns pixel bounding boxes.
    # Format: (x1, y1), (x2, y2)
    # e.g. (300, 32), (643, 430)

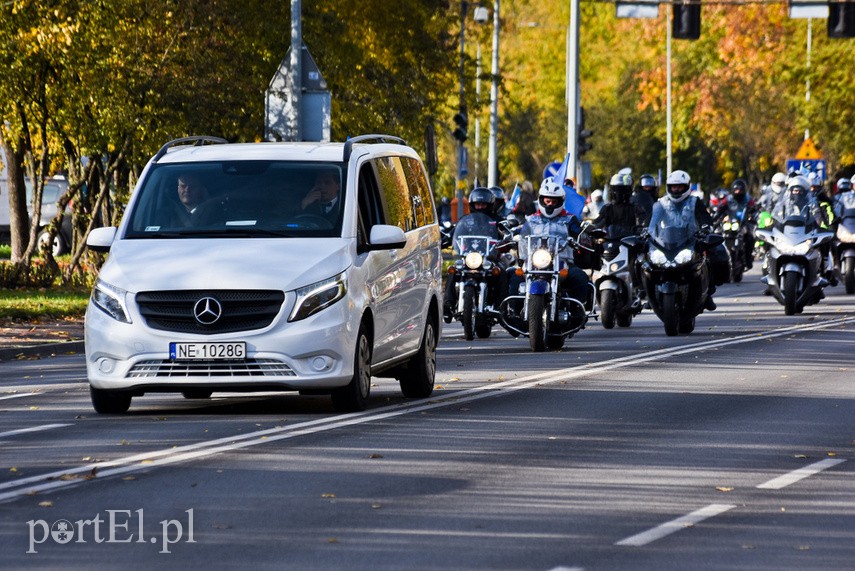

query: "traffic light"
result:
(673, 0), (701, 40)
(828, 2), (855, 38)
(577, 107), (593, 157)
(452, 111), (468, 143)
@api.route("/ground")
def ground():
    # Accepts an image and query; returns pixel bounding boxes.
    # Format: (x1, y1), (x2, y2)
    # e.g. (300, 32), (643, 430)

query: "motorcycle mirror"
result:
(620, 236), (642, 249)
(705, 234), (725, 248)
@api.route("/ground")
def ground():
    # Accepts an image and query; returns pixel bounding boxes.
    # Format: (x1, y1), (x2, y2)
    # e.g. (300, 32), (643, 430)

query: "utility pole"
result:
(487, 0), (500, 188)
(290, 0), (302, 142)
(566, 0), (580, 183)
(456, 1), (467, 221)
(666, 3), (672, 174)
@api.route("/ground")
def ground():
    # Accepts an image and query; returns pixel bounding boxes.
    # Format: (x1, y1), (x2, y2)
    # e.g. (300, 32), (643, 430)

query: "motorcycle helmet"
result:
(807, 172), (823, 196)
(770, 172), (787, 197)
(537, 179), (566, 218)
(639, 173), (658, 198)
(488, 185), (506, 215)
(468, 187), (495, 213)
(836, 177), (852, 194)
(665, 170), (692, 203)
(608, 172), (633, 204)
(730, 178), (748, 200)
(786, 175), (810, 207)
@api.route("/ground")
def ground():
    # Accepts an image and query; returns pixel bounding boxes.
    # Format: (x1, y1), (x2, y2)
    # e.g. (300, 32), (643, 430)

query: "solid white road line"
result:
(0, 423), (73, 439)
(756, 458), (847, 490)
(615, 504), (737, 547)
(1, 315), (853, 503)
(0, 393), (31, 402)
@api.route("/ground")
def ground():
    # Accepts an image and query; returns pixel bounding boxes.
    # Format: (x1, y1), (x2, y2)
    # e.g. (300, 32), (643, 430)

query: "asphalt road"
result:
(1, 269), (854, 570)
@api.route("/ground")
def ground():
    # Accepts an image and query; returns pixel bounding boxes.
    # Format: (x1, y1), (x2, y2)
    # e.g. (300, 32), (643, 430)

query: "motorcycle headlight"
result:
(290, 273), (347, 322)
(649, 249), (668, 266)
(91, 279), (132, 323)
(675, 249), (694, 264)
(780, 240), (811, 256)
(464, 251), (484, 270)
(722, 222), (731, 231)
(731, 221), (740, 231)
(838, 225), (855, 243)
(609, 261), (622, 273)
(531, 248), (553, 269)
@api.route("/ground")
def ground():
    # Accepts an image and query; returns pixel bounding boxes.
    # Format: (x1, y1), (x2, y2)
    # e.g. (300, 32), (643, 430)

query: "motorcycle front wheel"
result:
(527, 294), (547, 352)
(661, 292), (679, 337)
(600, 289), (617, 329)
(845, 258), (855, 295)
(783, 271), (800, 315)
(462, 285), (477, 340)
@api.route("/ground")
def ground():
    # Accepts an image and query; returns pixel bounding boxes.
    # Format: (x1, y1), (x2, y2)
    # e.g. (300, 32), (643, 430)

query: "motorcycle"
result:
(756, 214), (834, 315)
(590, 226), (643, 329)
(628, 226), (723, 336)
(499, 234), (594, 352)
(445, 213), (512, 340)
(835, 205), (855, 294)
(716, 212), (748, 283)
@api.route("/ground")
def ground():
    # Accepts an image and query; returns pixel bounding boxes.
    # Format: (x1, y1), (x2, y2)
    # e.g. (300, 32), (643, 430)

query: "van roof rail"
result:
(153, 136), (229, 163)
(343, 134), (406, 163)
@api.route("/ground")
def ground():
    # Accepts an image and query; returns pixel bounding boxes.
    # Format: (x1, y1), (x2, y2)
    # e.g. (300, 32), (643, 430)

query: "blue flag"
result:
(507, 182), (521, 212)
(551, 152), (585, 218)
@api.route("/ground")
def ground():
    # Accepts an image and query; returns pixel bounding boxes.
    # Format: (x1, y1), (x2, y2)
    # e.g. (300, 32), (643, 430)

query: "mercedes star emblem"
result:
(193, 297), (223, 325)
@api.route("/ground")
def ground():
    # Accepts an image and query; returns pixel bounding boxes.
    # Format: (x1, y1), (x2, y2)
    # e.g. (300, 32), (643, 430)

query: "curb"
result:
(0, 340), (85, 362)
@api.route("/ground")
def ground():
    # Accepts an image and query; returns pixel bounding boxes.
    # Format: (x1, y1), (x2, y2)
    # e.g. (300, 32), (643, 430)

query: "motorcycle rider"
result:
(772, 175), (827, 228)
(807, 173), (838, 284)
(591, 173), (647, 237)
(508, 179), (590, 306)
(727, 178), (758, 270)
(632, 173), (658, 226)
(444, 188), (505, 320)
(489, 186), (508, 218)
(759, 172), (787, 212)
(834, 177), (855, 219)
(583, 189), (605, 220)
(647, 170), (722, 311)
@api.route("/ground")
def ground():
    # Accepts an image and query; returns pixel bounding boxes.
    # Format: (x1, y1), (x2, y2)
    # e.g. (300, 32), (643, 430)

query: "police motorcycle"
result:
(756, 177), (834, 315)
(589, 225), (644, 329)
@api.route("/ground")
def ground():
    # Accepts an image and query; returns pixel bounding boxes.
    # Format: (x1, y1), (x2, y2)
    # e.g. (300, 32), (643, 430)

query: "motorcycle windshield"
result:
(650, 224), (693, 252)
(452, 213), (499, 255)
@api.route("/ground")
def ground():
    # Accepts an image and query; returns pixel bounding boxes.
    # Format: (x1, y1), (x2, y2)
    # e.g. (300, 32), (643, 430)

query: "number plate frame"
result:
(169, 342), (246, 361)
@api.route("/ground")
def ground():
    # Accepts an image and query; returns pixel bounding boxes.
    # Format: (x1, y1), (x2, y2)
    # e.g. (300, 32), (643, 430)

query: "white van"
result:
(85, 135), (442, 413)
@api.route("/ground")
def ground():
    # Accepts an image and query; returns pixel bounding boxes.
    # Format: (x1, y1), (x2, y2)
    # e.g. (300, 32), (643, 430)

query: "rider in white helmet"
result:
(509, 179), (590, 305)
(760, 172), (787, 212)
(648, 170), (721, 311)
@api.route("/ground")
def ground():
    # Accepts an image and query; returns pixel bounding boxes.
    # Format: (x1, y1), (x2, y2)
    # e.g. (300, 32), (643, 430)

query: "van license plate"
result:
(169, 342), (246, 361)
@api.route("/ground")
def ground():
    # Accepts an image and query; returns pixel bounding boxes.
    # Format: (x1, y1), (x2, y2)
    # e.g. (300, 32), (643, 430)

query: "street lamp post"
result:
(456, 1), (468, 221)
(487, 0), (500, 188)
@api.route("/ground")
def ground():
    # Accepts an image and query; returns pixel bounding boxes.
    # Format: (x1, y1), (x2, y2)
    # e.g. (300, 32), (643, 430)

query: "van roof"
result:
(154, 139), (417, 166)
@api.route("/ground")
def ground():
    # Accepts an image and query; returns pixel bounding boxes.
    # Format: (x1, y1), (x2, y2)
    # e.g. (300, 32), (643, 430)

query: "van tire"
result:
(398, 318), (437, 398)
(331, 327), (372, 412)
(90, 387), (132, 414)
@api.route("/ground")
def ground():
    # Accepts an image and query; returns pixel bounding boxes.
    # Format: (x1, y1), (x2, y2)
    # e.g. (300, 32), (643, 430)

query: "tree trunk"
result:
(2, 133), (30, 264)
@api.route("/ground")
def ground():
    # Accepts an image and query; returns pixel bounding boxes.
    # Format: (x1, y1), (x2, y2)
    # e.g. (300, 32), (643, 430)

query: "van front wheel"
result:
(331, 327), (372, 412)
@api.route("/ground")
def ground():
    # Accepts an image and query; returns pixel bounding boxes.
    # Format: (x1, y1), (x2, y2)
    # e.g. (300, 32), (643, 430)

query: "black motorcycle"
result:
(627, 226), (723, 336)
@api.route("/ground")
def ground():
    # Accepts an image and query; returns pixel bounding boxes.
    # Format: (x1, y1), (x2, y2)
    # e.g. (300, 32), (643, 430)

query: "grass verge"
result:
(0, 288), (89, 322)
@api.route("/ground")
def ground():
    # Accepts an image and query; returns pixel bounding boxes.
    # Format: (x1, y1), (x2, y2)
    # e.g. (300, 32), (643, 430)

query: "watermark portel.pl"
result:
(27, 508), (195, 554)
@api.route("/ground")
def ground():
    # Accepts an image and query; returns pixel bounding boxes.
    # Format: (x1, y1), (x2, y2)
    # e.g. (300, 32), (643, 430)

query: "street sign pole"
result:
(566, 0), (580, 183)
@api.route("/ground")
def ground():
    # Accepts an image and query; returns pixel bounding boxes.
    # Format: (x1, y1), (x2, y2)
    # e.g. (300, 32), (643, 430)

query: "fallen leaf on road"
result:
(321, 493), (336, 499)
(368, 454), (383, 459)
(715, 486), (734, 492)
(38, 501), (53, 507)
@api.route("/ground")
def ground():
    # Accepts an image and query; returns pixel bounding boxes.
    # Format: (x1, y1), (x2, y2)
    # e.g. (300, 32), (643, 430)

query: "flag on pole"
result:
(507, 182), (521, 212)
(551, 152), (585, 218)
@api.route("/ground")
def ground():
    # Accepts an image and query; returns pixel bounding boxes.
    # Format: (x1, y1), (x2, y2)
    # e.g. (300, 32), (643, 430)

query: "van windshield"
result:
(125, 162), (345, 238)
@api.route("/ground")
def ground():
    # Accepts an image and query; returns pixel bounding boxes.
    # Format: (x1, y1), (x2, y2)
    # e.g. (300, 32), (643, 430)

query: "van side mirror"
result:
(87, 226), (117, 253)
(358, 224), (407, 254)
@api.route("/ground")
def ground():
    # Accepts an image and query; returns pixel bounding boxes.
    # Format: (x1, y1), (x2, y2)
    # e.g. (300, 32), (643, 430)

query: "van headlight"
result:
(91, 279), (132, 323)
(531, 248), (552, 269)
(290, 273), (347, 321)
(675, 249), (694, 264)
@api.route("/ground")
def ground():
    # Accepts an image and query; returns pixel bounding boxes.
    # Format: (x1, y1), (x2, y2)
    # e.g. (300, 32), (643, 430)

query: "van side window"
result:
(374, 156), (414, 232)
(401, 157), (436, 227)
(357, 162), (383, 247)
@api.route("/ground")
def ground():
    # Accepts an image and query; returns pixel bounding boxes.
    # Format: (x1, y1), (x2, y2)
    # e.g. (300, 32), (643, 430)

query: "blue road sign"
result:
(786, 159), (826, 181)
(543, 161), (563, 181)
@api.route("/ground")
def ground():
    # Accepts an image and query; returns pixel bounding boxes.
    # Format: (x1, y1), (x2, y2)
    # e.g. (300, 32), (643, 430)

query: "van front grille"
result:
(127, 359), (295, 378)
(136, 290), (285, 334)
